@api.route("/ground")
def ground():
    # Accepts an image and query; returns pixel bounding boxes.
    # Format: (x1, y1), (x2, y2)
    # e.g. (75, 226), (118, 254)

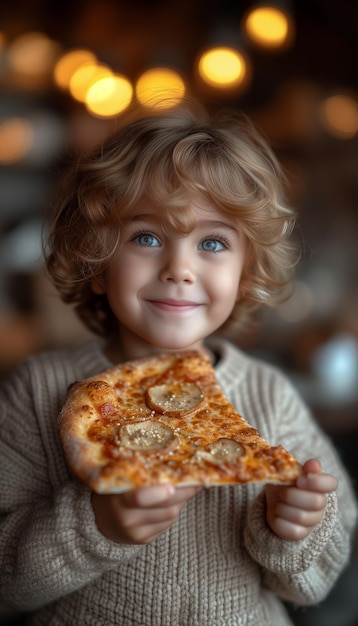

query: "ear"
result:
(91, 275), (106, 295)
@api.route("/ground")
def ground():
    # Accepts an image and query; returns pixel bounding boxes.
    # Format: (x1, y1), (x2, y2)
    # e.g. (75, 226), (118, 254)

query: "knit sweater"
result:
(0, 338), (356, 626)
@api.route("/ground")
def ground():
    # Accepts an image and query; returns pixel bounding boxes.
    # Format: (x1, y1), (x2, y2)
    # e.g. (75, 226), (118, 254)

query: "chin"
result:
(150, 337), (200, 352)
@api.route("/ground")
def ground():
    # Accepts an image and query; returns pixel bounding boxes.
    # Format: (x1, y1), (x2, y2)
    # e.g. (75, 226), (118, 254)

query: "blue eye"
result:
(136, 233), (160, 247)
(200, 238), (225, 252)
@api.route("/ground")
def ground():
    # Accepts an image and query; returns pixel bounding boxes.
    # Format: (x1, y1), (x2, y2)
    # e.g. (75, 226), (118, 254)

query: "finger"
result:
(171, 485), (203, 504)
(131, 489), (201, 524)
(124, 485), (175, 508)
(116, 497), (186, 538)
(130, 518), (182, 544)
(280, 487), (327, 511)
(275, 502), (324, 528)
(270, 516), (316, 542)
(297, 473), (338, 493)
(303, 458), (322, 474)
(130, 502), (184, 527)
(125, 484), (202, 509)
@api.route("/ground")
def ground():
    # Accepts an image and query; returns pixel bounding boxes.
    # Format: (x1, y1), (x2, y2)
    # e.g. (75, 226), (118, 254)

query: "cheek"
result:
(210, 265), (242, 301)
(105, 257), (152, 301)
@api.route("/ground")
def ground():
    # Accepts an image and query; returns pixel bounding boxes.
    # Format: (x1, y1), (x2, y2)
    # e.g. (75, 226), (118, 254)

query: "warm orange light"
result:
(320, 95), (358, 139)
(86, 75), (133, 117)
(7, 32), (60, 77)
(198, 47), (248, 88)
(0, 118), (34, 163)
(69, 63), (113, 102)
(243, 6), (294, 49)
(136, 68), (186, 109)
(54, 49), (97, 90)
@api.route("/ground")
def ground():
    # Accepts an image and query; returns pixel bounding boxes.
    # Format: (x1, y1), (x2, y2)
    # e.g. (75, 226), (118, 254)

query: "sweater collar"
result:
(207, 337), (248, 391)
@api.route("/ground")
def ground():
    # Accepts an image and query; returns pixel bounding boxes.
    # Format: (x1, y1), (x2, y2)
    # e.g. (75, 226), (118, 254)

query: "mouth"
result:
(146, 299), (201, 313)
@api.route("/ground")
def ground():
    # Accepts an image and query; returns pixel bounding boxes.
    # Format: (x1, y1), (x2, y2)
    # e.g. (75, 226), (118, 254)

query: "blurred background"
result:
(0, 1), (357, 624)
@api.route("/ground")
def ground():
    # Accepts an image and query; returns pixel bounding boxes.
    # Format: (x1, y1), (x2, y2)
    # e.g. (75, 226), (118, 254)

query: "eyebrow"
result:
(196, 220), (238, 232)
(125, 213), (161, 223)
(125, 214), (238, 232)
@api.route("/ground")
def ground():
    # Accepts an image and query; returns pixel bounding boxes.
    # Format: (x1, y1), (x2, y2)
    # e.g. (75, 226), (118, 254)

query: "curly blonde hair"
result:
(44, 102), (298, 337)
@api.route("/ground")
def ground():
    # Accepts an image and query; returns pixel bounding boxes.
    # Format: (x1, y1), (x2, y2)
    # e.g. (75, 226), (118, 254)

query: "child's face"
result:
(92, 196), (246, 359)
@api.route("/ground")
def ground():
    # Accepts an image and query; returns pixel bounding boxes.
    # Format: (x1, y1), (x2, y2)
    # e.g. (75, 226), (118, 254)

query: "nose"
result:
(158, 242), (195, 284)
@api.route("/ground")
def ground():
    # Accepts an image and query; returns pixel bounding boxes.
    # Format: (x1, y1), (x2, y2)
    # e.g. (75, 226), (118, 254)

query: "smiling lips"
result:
(147, 299), (201, 313)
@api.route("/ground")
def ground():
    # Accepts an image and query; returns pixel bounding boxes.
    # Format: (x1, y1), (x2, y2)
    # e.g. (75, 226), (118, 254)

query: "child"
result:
(0, 102), (356, 626)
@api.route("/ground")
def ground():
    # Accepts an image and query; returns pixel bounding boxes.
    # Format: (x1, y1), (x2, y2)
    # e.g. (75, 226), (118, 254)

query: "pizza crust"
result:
(58, 350), (303, 493)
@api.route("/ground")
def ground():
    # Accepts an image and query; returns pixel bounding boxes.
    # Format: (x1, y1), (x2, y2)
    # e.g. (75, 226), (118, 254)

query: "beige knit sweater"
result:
(0, 338), (356, 626)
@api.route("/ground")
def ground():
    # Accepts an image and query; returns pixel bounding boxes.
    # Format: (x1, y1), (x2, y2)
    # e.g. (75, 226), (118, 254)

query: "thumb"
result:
(302, 458), (322, 475)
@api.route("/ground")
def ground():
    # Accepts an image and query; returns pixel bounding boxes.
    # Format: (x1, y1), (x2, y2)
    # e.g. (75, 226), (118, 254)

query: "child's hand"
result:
(92, 484), (202, 545)
(265, 459), (338, 541)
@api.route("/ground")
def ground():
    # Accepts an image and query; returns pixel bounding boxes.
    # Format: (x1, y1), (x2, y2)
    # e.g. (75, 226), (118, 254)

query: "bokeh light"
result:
(7, 32), (60, 78)
(86, 74), (133, 117)
(243, 6), (294, 49)
(54, 49), (97, 90)
(0, 118), (34, 164)
(197, 47), (249, 89)
(136, 68), (186, 109)
(319, 94), (358, 139)
(69, 63), (113, 102)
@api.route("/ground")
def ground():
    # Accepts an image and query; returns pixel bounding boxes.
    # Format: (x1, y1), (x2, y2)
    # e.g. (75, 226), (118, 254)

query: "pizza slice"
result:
(58, 350), (303, 493)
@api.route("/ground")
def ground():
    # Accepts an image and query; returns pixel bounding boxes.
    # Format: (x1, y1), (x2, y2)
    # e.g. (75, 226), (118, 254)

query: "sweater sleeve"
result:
(0, 362), (142, 613)
(244, 368), (357, 606)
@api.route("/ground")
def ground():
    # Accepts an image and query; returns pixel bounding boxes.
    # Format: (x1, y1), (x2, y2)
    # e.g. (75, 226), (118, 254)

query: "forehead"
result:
(123, 194), (238, 232)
